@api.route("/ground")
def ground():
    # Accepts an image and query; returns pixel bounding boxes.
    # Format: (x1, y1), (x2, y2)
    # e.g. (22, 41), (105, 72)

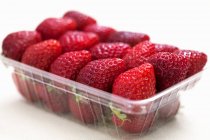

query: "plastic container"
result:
(0, 55), (204, 139)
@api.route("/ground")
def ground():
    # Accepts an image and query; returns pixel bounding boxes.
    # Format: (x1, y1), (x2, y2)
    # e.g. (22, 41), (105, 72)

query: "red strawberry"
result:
(21, 39), (62, 71)
(123, 41), (155, 69)
(113, 63), (156, 100)
(73, 58), (125, 124)
(59, 31), (99, 52)
(83, 24), (116, 42)
(36, 18), (77, 40)
(107, 31), (150, 46)
(76, 58), (126, 92)
(90, 43), (131, 60)
(148, 52), (190, 92)
(50, 50), (92, 80)
(63, 11), (96, 30)
(112, 63), (156, 133)
(2, 31), (42, 61)
(155, 44), (179, 53)
(49, 51), (92, 113)
(159, 98), (180, 119)
(175, 50), (207, 77)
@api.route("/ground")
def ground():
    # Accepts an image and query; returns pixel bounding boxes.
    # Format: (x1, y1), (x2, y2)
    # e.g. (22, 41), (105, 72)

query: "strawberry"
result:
(111, 63), (156, 133)
(122, 41), (155, 69)
(50, 50), (92, 80)
(113, 63), (156, 100)
(59, 31), (99, 52)
(154, 44), (179, 53)
(73, 58), (125, 124)
(76, 58), (126, 92)
(21, 39), (62, 71)
(83, 24), (116, 42)
(49, 51), (92, 113)
(90, 43), (131, 60)
(148, 52), (190, 92)
(2, 31), (42, 61)
(107, 31), (150, 46)
(175, 50), (207, 77)
(159, 98), (180, 119)
(36, 18), (77, 39)
(63, 10), (96, 30)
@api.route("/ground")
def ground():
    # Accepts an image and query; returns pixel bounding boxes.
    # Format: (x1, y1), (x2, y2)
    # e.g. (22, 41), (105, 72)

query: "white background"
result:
(0, 0), (210, 139)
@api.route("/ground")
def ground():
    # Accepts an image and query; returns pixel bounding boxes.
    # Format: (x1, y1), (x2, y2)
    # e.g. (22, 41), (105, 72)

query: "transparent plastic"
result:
(0, 55), (204, 139)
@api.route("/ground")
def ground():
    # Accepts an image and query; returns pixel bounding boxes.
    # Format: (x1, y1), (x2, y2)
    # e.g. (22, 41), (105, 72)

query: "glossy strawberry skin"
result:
(107, 31), (150, 46)
(2, 31), (42, 61)
(59, 31), (99, 52)
(90, 43), (131, 60)
(36, 18), (77, 39)
(113, 63), (156, 100)
(148, 52), (190, 92)
(83, 24), (116, 42)
(175, 50), (207, 77)
(50, 50), (92, 80)
(63, 11), (96, 30)
(155, 44), (179, 53)
(21, 39), (62, 71)
(76, 58), (126, 92)
(123, 41), (155, 69)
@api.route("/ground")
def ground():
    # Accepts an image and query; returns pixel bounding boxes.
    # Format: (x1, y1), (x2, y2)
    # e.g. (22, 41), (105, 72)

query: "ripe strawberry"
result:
(111, 63), (156, 133)
(63, 10), (96, 30)
(68, 94), (102, 124)
(83, 24), (116, 42)
(159, 98), (180, 119)
(49, 51), (91, 113)
(59, 31), (99, 52)
(50, 50), (92, 80)
(175, 50), (207, 77)
(76, 58), (126, 92)
(122, 41), (155, 69)
(107, 31), (150, 46)
(154, 44), (179, 53)
(21, 39), (62, 71)
(73, 58), (125, 123)
(148, 52), (190, 92)
(113, 63), (156, 100)
(90, 43), (131, 60)
(2, 31), (42, 61)
(36, 18), (77, 39)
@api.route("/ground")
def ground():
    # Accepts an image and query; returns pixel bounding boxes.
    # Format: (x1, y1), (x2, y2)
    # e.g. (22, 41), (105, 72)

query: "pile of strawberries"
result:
(2, 10), (207, 133)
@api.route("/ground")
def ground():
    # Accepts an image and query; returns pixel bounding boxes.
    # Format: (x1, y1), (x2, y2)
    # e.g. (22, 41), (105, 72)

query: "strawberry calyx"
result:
(75, 94), (83, 103)
(46, 85), (54, 93)
(109, 103), (130, 126)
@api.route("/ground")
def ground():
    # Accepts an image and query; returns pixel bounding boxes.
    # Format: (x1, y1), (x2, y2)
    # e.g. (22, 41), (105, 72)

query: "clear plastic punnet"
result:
(0, 55), (204, 139)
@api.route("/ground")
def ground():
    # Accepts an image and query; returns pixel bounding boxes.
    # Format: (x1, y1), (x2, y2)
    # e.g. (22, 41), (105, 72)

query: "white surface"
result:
(0, 0), (210, 139)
